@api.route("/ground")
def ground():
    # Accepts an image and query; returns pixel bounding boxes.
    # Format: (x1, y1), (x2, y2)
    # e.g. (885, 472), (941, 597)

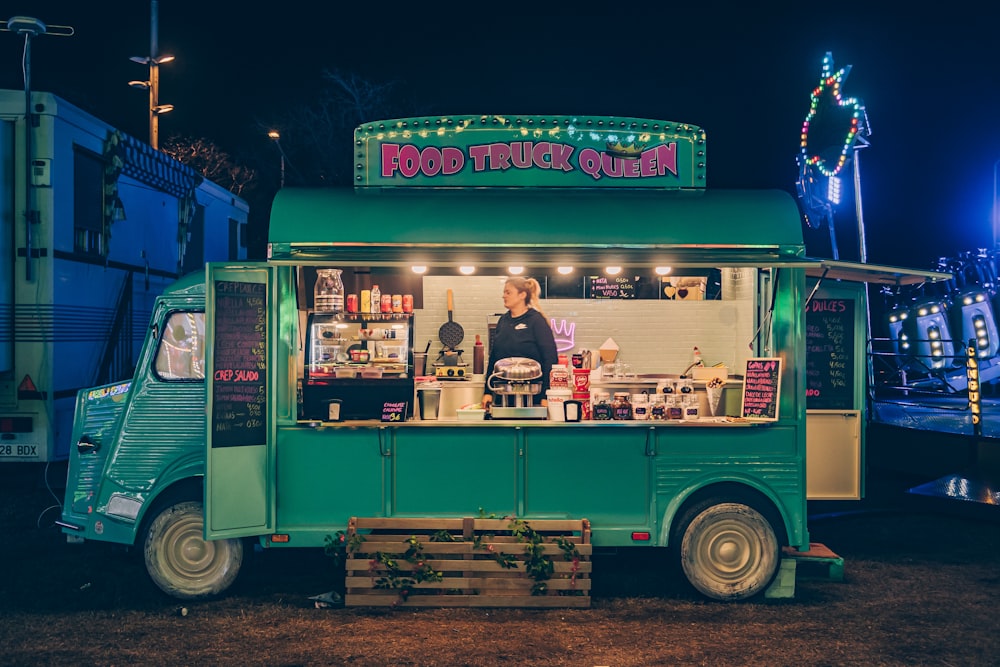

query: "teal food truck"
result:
(59, 115), (943, 602)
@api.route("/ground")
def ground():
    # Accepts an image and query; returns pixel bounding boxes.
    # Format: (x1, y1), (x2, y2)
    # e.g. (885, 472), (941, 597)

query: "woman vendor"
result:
(482, 277), (559, 409)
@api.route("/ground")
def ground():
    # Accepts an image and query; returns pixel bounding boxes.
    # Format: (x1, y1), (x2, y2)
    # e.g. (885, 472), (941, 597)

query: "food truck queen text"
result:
(380, 141), (679, 181)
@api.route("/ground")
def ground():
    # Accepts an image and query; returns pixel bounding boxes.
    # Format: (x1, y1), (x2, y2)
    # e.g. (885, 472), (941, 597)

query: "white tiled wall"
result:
(415, 271), (757, 375)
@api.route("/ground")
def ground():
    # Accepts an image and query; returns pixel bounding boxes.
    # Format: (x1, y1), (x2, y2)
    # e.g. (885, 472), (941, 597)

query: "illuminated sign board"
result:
(354, 115), (706, 189)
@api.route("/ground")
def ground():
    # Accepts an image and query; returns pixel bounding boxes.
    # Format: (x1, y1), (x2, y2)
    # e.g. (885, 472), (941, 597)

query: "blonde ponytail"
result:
(507, 276), (546, 319)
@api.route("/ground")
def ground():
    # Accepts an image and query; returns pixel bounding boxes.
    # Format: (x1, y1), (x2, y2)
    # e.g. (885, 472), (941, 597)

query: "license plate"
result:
(0, 443), (40, 458)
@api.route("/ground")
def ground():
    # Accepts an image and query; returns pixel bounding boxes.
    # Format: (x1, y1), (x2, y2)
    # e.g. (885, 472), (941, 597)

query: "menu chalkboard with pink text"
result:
(211, 280), (267, 447)
(741, 358), (781, 421)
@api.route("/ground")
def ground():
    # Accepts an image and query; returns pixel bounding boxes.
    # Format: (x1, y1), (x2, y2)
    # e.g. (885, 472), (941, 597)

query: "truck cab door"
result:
(204, 264), (275, 538)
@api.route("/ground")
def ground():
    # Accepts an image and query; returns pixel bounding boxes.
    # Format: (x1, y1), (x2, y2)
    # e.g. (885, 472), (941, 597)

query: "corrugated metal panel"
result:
(107, 380), (206, 490)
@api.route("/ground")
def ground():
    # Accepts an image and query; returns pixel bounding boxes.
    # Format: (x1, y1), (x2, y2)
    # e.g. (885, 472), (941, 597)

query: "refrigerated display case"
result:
(303, 312), (413, 420)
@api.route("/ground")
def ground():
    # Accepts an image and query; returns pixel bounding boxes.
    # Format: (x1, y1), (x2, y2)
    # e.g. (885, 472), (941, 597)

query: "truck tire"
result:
(676, 500), (779, 601)
(143, 500), (243, 599)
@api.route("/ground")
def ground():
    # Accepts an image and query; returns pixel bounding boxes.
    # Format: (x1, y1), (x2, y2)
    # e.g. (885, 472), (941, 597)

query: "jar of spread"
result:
(612, 392), (632, 420)
(549, 364), (569, 389)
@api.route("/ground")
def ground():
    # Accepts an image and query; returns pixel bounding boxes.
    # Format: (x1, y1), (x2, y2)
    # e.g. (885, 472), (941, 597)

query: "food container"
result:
(546, 388), (572, 421)
(599, 337), (619, 364)
(360, 367), (383, 379)
(456, 407), (486, 421)
(417, 384), (441, 420)
(572, 368), (591, 392)
(692, 366), (728, 383)
(572, 391), (591, 420)
(549, 364), (569, 389)
(592, 396), (613, 420)
(631, 393), (649, 420)
(682, 395), (700, 420)
(612, 392), (632, 420)
(378, 344), (406, 360)
(335, 367), (357, 379)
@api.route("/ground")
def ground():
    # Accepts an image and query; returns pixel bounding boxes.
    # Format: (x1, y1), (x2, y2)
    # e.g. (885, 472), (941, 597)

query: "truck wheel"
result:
(143, 500), (243, 599)
(676, 500), (779, 601)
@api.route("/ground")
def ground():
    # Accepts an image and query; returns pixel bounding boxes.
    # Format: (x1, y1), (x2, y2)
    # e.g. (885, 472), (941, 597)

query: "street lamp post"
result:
(128, 0), (173, 149)
(268, 130), (286, 188)
(2, 16), (73, 280)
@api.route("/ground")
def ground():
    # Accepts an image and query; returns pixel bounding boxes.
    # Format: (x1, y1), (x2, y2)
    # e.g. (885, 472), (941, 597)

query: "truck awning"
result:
(267, 187), (807, 266)
(805, 259), (952, 286)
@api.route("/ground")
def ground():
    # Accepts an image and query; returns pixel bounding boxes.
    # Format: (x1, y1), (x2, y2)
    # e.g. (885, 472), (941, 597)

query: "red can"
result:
(572, 368), (591, 392)
(346, 294), (359, 313)
(402, 294), (414, 313)
(380, 294), (393, 313)
(573, 391), (592, 420)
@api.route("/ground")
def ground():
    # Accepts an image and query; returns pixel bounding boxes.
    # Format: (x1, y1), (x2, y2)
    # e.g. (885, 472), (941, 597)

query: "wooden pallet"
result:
(345, 517), (592, 608)
(782, 542), (845, 581)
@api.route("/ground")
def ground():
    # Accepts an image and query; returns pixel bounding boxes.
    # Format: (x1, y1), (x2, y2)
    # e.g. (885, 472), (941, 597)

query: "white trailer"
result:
(0, 89), (248, 462)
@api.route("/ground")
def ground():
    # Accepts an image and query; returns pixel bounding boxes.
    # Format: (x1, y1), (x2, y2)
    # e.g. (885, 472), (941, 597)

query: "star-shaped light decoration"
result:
(799, 52), (869, 178)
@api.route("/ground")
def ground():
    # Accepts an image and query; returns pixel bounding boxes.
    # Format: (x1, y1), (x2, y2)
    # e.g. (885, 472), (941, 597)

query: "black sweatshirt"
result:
(486, 308), (559, 402)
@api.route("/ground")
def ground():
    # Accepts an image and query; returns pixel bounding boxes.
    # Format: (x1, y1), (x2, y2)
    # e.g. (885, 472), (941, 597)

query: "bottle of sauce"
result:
(473, 335), (485, 375)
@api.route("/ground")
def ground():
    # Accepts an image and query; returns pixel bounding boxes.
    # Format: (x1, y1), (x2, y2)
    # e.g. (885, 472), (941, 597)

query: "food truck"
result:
(59, 115), (945, 602)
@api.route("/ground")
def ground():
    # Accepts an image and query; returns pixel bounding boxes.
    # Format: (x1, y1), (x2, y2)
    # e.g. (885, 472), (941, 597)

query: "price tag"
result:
(382, 401), (407, 422)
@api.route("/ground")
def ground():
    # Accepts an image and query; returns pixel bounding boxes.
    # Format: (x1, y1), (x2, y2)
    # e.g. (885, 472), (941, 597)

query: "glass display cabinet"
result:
(302, 312), (413, 420)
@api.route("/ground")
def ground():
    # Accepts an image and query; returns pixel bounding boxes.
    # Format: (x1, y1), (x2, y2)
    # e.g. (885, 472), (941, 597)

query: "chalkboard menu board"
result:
(588, 275), (640, 299)
(806, 298), (855, 410)
(741, 358), (781, 420)
(211, 280), (267, 448)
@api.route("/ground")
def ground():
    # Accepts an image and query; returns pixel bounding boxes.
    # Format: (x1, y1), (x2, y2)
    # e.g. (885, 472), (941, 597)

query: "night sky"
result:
(3, 2), (999, 269)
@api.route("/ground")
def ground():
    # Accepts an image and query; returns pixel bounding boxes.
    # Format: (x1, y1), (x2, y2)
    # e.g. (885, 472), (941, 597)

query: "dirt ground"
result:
(2, 461), (999, 667)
